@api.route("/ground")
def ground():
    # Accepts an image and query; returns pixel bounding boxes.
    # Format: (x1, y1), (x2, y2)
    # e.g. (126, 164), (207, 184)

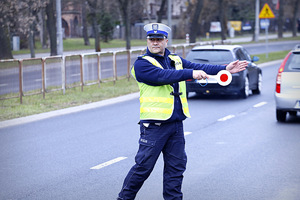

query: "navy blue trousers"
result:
(118, 121), (187, 200)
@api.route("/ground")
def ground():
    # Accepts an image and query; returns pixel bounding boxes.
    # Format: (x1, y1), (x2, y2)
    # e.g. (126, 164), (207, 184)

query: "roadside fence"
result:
(0, 40), (229, 103)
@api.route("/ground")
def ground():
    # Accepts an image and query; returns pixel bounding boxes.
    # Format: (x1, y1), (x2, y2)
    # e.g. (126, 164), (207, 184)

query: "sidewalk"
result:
(13, 33), (297, 60)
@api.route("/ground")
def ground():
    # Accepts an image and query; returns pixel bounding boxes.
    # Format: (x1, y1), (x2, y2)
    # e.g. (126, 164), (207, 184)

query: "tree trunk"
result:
(219, 0), (227, 42)
(157, 0), (166, 23)
(0, 25), (13, 59)
(39, 8), (48, 49)
(29, 27), (35, 58)
(87, 0), (101, 52)
(82, 1), (90, 46)
(46, 0), (57, 56)
(292, 0), (300, 37)
(278, 0), (284, 38)
(118, 0), (131, 50)
(189, 0), (203, 43)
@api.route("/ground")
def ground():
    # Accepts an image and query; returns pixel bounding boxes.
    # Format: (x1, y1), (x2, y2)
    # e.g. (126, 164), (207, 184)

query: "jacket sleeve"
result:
(181, 57), (226, 75)
(134, 58), (193, 86)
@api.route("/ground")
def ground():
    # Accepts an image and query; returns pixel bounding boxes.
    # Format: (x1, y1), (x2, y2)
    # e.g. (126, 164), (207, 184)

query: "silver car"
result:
(275, 48), (300, 122)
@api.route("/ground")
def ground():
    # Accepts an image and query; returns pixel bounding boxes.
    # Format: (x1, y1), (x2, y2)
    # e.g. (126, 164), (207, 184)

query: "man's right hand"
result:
(193, 70), (209, 80)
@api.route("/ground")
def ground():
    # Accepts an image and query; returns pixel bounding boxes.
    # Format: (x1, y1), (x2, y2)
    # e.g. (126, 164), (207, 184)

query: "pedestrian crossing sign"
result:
(259, 3), (275, 19)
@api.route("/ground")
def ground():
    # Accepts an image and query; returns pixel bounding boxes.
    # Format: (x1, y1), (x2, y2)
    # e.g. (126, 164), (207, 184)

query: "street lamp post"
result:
(254, 0), (260, 42)
(56, 0), (63, 55)
(168, 0), (172, 46)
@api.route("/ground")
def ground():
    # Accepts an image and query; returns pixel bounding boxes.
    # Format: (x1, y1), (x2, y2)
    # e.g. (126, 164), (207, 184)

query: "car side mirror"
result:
(252, 56), (259, 62)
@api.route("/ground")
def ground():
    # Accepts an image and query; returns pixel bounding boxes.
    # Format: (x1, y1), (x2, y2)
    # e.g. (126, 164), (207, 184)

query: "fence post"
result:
(97, 53), (101, 87)
(61, 56), (66, 94)
(172, 46), (176, 53)
(42, 58), (46, 99)
(18, 60), (23, 104)
(113, 51), (117, 84)
(127, 50), (131, 81)
(80, 55), (84, 91)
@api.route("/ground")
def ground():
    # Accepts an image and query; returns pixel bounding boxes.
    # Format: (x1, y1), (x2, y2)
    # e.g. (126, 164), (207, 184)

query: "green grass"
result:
(0, 77), (139, 121)
(253, 50), (290, 64)
(13, 38), (189, 55)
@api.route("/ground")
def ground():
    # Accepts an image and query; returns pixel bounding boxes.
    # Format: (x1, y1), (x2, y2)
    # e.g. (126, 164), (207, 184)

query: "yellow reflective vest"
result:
(131, 54), (191, 120)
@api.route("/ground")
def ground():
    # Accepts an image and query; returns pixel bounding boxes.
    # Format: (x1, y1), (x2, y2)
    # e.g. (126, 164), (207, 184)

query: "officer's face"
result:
(147, 38), (168, 56)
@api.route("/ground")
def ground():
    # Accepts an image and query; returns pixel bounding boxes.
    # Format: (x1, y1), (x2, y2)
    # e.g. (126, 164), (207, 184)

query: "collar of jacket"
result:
(146, 47), (171, 58)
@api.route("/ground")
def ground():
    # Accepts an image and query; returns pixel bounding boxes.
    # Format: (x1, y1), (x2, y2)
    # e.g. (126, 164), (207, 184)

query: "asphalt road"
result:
(0, 60), (300, 200)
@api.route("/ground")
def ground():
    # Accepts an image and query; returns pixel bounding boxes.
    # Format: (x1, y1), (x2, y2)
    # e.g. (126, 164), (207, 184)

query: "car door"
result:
(241, 47), (259, 89)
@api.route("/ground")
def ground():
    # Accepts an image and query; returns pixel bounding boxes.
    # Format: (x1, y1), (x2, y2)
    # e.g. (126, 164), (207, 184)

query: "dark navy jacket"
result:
(134, 48), (226, 124)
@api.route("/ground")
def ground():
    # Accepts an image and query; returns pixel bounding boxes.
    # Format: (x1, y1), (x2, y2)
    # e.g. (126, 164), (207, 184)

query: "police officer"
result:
(117, 23), (247, 200)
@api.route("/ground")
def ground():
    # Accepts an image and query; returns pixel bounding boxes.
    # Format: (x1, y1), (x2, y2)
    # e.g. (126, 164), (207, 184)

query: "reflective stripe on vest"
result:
(131, 54), (191, 120)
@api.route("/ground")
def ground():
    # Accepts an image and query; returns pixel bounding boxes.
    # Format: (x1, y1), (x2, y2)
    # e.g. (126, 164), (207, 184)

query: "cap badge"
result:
(152, 24), (158, 31)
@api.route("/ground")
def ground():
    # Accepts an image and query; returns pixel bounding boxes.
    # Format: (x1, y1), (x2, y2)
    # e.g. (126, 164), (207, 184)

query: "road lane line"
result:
(90, 157), (127, 170)
(253, 101), (268, 108)
(71, 73), (80, 77)
(0, 84), (8, 87)
(184, 132), (192, 136)
(218, 114), (235, 122)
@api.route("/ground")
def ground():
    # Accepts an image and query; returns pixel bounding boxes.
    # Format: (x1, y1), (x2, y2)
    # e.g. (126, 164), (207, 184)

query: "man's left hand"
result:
(226, 60), (248, 74)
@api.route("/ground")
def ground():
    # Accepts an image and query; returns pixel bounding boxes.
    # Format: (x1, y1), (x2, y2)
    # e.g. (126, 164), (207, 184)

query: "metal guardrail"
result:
(0, 40), (229, 103)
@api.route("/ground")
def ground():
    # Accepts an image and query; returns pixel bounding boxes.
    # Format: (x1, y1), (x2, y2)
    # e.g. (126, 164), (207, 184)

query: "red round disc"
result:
(220, 74), (228, 82)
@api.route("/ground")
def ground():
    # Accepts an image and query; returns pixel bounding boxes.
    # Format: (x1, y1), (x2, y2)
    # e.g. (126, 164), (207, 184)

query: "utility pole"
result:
(168, 0), (172, 46)
(56, 0), (63, 55)
(254, 0), (260, 42)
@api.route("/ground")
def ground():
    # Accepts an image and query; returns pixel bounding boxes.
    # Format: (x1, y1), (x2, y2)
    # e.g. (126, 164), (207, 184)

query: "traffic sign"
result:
(259, 3), (275, 19)
(260, 19), (270, 29)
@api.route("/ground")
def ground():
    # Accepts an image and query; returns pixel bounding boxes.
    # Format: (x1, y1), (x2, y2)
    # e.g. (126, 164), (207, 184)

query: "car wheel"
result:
(252, 73), (262, 94)
(240, 76), (249, 99)
(276, 109), (287, 122)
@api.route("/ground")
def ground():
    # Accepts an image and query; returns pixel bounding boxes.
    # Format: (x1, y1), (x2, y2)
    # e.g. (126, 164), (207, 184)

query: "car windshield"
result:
(186, 49), (234, 64)
(286, 52), (300, 71)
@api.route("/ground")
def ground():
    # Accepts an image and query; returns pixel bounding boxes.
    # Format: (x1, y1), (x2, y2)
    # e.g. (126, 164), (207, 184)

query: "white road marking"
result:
(253, 101), (268, 108)
(218, 114), (235, 122)
(71, 73), (80, 77)
(184, 131), (192, 136)
(216, 141), (226, 145)
(90, 156), (127, 170)
(0, 84), (8, 87)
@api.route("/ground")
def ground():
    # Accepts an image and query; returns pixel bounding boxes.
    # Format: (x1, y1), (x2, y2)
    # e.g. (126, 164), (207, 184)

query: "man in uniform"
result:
(117, 23), (248, 200)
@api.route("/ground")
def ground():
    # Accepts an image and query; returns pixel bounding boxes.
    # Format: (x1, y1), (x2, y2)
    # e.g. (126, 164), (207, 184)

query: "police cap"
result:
(144, 23), (171, 39)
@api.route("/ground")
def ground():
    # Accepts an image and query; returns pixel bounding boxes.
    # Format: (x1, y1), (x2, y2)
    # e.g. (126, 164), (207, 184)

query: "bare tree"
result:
(157, 0), (167, 23)
(117, 0), (131, 50)
(219, 0), (227, 41)
(0, 1), (15, 59)
(46, 0), (58, 56)
(0, 0), (45, 59)
(292, 0), (300, 37)
(82, 0), (90, 46)
(278, 0), (284, 38)
(38, 7), (48, 49)
(87, 0), (101, 52)
(189, 0), (203, 43)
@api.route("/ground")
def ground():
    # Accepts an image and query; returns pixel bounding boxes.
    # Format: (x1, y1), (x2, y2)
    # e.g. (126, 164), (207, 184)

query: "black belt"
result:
(170, 92), (182, 96)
